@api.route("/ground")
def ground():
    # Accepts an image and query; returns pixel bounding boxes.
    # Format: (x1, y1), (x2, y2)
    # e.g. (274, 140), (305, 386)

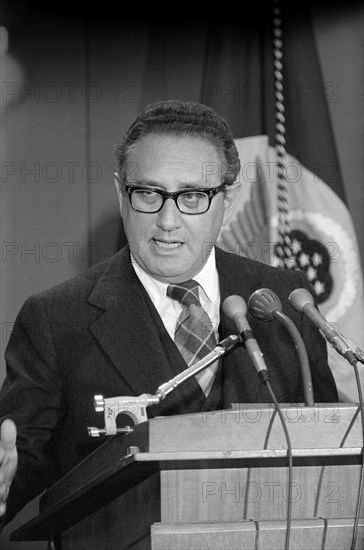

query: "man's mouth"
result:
(153, 239), (183, 249)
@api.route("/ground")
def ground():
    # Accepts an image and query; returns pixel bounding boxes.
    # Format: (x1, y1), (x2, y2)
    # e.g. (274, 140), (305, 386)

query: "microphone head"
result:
(288, 288), (314, 313)
(248, 288), (282, 321)
(222, 295), (247, 320)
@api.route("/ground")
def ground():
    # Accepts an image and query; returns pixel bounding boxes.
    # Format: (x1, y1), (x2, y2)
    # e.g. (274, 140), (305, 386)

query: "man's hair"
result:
(114, 99), (241, 185)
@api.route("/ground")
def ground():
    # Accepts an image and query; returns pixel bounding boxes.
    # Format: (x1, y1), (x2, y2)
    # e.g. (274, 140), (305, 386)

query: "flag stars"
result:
(273, 230), (332, 304)
(286, 257), (297, 268)
(299, 253), (310, 267)
(306, 266), (317, 281)
(313, 280), (326, 295)
(291, 239), (302, 253)
(312, 252), (323, 266)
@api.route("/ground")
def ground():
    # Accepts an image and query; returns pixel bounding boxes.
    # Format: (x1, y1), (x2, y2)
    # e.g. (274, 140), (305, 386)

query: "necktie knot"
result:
(167, 280), (201, 307)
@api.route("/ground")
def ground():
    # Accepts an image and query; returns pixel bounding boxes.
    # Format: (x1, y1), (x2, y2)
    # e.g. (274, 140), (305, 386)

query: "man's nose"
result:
(156, 198), (182, 231)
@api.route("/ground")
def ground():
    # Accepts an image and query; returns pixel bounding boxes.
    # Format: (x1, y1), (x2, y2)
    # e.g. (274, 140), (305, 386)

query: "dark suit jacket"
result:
(0, 246), (338, 522)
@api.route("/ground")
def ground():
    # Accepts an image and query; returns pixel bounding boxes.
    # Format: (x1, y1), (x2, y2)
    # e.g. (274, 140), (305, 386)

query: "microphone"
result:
(248, 288), (314, 407)
(288, 288), (357, 367)
(222, 295), (269, 383)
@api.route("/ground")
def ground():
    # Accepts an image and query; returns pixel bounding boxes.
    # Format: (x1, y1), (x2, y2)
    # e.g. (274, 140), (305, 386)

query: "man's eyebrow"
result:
(126, 179), (204, 189)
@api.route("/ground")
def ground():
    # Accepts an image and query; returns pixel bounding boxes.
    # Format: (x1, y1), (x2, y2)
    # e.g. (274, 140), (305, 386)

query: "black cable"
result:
(350, 360), (364, 550)
(273, 310), (314, 407)
(247, 288), (314, 407)
(265, 379), (293, 550)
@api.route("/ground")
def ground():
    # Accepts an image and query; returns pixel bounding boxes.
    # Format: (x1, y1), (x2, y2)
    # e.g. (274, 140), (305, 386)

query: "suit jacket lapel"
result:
(86, 247), (205, 417)
(87, 248), (176, 399)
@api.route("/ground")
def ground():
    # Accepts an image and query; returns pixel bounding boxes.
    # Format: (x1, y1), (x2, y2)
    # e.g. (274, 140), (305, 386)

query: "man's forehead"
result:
(125, 134), (224, 181)
(129, 134), (220, 159)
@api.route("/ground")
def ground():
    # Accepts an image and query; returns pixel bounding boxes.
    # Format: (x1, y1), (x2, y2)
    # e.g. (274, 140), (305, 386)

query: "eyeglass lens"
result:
(131, 189), (210, 214)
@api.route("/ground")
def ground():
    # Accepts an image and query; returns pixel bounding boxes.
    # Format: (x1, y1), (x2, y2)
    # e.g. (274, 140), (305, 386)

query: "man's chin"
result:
(149, 260), (202, 284)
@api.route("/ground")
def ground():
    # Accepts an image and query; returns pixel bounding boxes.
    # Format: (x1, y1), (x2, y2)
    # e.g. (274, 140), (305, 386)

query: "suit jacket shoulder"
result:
(215, 246), (311, 295)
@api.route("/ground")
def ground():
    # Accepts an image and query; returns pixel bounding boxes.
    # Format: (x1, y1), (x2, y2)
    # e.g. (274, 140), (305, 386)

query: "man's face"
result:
(116, 134), (238, 284)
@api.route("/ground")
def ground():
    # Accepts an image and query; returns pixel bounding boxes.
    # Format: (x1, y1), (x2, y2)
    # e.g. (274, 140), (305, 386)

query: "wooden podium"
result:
(11, 404), (364, 549)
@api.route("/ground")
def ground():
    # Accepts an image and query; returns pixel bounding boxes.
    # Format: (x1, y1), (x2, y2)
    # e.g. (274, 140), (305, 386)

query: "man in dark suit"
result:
(0, 100), (338, 524)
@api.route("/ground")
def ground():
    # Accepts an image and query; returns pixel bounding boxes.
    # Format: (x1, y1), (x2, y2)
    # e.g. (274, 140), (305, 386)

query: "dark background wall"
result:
(0, 1), (363, 547)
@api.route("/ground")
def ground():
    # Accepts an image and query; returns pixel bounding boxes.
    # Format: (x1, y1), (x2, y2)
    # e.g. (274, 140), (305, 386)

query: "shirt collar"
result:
(192, 249), (219, 305)
(131, 247), (219, 304)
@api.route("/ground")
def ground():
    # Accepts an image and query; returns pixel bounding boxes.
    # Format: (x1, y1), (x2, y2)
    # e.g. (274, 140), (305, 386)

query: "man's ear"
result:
(114, 173), (123, 216)
(222, 182), (241, 226)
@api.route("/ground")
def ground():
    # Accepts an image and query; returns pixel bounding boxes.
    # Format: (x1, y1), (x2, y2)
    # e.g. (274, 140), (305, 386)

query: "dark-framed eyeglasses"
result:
(119, 180), (228, 215)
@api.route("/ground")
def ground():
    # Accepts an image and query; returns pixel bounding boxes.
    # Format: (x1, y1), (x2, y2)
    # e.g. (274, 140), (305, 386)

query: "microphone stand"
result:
(338, 332), (364, 366)
(88, 334), (241, 436)
(156, 334), (240, 400)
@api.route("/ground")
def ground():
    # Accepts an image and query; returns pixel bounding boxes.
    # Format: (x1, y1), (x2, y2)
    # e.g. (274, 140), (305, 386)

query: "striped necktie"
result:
(167, 280), (219, 396)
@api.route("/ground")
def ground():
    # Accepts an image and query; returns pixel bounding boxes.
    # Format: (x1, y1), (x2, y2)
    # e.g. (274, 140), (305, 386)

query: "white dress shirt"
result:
(131, 249), (221, 396)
